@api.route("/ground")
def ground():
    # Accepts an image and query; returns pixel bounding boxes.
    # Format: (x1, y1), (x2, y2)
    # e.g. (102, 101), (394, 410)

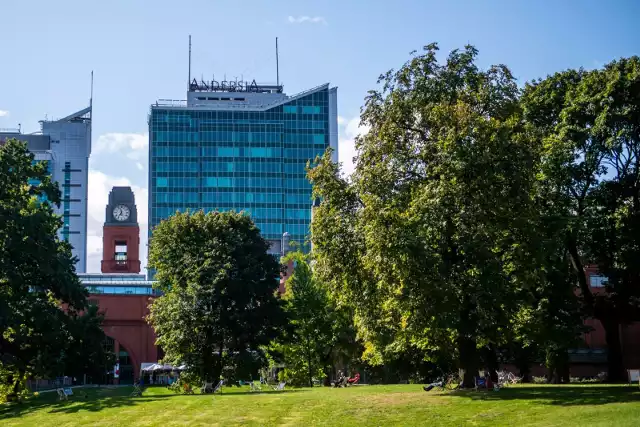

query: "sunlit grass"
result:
(2, 383), (640, 426)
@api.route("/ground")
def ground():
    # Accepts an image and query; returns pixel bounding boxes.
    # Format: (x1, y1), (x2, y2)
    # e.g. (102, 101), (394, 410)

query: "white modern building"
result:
(0, 106), (92, 272)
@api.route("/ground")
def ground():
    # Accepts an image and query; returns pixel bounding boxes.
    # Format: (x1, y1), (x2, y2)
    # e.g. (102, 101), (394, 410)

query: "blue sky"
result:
(1, 0), (638, 272)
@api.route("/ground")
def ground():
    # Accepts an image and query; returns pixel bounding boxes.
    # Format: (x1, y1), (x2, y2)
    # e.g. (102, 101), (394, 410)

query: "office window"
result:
(250, 147), (266, 157)
(149, 88), (331, 253)
(302, 106), (321, 114)
(218, 147), (239, 157)
(590, 275), (608, 287)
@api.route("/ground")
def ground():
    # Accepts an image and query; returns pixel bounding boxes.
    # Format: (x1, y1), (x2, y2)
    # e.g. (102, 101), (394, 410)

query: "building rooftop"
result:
(78, 273), (149, 281)
(78, 273), (157, 295)
(152, 83), (333, 112)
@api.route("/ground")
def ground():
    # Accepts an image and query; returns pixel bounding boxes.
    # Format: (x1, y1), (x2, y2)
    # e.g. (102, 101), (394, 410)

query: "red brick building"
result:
(78, 187), (158, 383)
(576, 266), (640, 376)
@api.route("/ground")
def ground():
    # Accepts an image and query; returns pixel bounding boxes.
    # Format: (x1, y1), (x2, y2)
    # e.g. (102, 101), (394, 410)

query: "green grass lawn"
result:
(2, 383), (640, 426)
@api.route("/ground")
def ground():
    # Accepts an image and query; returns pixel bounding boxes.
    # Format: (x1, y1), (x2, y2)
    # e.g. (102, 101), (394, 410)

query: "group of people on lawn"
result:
(333, 371), (360, 387)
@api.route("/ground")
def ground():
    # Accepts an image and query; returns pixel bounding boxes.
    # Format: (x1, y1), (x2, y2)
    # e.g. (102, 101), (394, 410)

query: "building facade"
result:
(148, 81), (338, 254)
(78, 185), (158, 383)
(79, 272), (158, 383)
(102, 187), (141, 273)
(0, 106), (92, 272)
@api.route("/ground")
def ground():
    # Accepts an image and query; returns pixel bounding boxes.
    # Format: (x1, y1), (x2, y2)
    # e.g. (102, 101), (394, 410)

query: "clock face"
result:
(113, 204), (130, 221)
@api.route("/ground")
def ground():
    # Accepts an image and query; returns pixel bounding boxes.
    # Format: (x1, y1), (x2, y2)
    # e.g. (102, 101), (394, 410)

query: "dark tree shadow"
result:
(444, 385), (640, 406)
(0, 385), (310, 420)
(216, 389), (309, 396)
(192, 388), (310, 397)
(0, 386), (172, 419)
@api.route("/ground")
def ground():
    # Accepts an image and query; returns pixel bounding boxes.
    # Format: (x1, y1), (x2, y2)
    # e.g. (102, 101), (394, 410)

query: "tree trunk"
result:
(307, 351), (313, 388)
(7, 371), (24, 402)
(560, 361), (570, 384)
(546, 348), (570, 384)
(323, 366), (332, 387)
(458, 335), (479, 388)
(546, 367), (555, 384)
(515, 347), (532, 383)
(603, 318), (626, 382)
(519, 365), (532, 383)
(484, 345), (499, 383)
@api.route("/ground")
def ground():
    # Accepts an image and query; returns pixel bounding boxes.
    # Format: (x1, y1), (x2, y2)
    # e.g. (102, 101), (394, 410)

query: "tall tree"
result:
(522, 57), (640, 381)
(310, 44), (539, 387)
(274, 250), (357, 387)
(147, 210), (287, 386)
(0, 139), (91, 399)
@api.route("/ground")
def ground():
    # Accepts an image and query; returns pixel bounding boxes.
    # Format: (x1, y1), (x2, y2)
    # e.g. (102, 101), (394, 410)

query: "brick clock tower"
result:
(101, 187), (141, 273)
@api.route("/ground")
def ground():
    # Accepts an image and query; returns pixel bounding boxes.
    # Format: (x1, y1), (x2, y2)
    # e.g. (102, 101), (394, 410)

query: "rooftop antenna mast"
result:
(276, 37), (280, 88)
(90, 71), (94, 108)
(89, 71), (94, 152)
(188, 35), (192, 91)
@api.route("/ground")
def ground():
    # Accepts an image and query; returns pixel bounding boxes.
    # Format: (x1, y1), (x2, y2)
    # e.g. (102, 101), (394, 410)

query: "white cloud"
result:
(338, 116), (369, 177)
(344, 117), (369, 140)
(0, 110), (9, 117)
(94, 132), (148, 160)
(136, 162), (144, 170)
(86, 169), (149, 273)
(287, 15), (327, 25)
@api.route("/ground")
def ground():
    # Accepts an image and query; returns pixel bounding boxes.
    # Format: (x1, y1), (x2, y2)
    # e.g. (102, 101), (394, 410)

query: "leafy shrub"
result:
(168, 371), (198, 394)
(532, 376), (548, 384)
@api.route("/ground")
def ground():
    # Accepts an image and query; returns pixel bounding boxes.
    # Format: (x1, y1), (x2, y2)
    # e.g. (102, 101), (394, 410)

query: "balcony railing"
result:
(101, 260), (141, 272)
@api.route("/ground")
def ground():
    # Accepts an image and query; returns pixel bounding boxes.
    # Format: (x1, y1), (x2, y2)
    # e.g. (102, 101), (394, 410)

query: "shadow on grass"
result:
(230, 389), (307, 396)
(445, 385), (640, 406)
(0, 386), (310, 420)
(0, 386), (172, 419)
(194, 389), (310, 397)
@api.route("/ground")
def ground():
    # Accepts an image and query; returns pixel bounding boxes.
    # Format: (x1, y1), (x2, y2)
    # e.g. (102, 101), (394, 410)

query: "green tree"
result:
(511, 252), (585, 383)
(522, 57), (640, 381)
(310, 44), (539, 387)
(62, 305), (116, 383)
(274, 250), (356, 387)
(0, 139), (92, 399)
(147, 210), (287, 387)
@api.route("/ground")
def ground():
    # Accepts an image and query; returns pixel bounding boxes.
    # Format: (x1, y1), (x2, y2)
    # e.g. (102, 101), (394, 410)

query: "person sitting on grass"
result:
(334, 371), (347, 388)
(423, 380), (444, 392)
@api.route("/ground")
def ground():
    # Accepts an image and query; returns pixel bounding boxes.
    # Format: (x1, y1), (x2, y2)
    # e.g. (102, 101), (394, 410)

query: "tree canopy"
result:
(271, 250), (358, 387)
(147, 210), (287, 385)
(522, 56), (640, 381)
(0, 139), (109, 399)
(310, 44), (544, 387)
(309, 45), (640, 385)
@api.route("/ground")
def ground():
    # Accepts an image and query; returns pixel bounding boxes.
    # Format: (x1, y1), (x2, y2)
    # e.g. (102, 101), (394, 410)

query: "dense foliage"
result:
(270, 251), (359, 387)
(147, 210), (287, 386)
(522, 57), (640, 381)
(0, 139), (112, 400)
(310, 44), (542, 387)
(309, 45), (640, 384)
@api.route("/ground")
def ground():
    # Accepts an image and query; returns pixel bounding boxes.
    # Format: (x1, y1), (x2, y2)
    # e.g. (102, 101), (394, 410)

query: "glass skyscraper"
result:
(149, 81), (338, 254)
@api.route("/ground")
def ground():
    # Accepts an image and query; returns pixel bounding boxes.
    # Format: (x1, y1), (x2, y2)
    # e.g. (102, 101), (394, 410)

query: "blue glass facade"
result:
(78, 273), (157, 295)
(149, 86), (334, 248)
